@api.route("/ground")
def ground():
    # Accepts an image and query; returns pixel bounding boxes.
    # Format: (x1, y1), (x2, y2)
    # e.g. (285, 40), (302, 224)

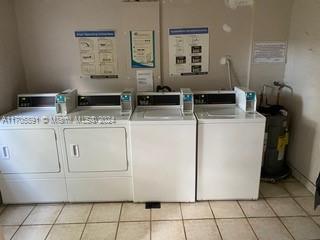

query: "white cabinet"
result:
(197, 122), (265, 200)
(0, 129), (60, 174)
(130, 123), (196, 202)
(63, 128), (128, 172)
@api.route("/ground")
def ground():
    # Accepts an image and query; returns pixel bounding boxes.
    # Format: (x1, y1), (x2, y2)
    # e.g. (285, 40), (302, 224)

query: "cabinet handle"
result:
(1, 146), (10, 159)
(71, 144), (80, 158)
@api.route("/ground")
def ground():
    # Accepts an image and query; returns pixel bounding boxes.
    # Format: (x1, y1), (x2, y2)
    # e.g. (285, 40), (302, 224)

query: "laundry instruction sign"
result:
(130, 31), (155, 68)
(169, 27), (209, 76)
(75, 31), (118, 78)
(253, 41), (288, 64)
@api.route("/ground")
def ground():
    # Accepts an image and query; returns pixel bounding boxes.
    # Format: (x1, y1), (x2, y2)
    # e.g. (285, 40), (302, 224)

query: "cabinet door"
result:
(0, 129), (60, 174)
(197, 122), (265, 200)
(64, 128), (128, 172)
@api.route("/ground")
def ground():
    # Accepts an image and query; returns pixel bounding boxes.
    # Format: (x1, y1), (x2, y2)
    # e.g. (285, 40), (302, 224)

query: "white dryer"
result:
(60, 91), (134, 202)
(194, 91), (266, 200)
(130, 90), (196, 202)
(0, 94), (67, 204)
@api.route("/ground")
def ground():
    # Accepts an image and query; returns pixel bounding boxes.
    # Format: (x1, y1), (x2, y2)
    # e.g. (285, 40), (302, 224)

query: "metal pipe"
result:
(226, 57), (232, 90)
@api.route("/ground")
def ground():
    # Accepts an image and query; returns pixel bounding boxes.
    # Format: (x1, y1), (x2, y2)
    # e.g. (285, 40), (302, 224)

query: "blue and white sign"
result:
(169, 28), (209, 35)
(75, 31), (115, 38)
(130, 31), (155, 68)
(169, 27), (209, 76)
(75, 30), (118, 78)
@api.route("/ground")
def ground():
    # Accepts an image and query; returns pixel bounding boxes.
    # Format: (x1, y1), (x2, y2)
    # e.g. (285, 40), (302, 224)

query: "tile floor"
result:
(0, 178), (320, 240)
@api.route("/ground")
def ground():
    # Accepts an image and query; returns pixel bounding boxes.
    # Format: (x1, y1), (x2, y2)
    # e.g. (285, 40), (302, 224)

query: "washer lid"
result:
(143, 108), (182, 120)
(195, 106), (265, 122)
(206, 107), (241, 118)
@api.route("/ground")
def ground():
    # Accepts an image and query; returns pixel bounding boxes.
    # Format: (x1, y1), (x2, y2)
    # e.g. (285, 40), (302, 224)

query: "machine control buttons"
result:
(56, 95), (66, 103)
(183, 94), (193, 102)
(18, 96), (56, 108)
(246, 92), (256, 101)
(121, 95), (131, 102)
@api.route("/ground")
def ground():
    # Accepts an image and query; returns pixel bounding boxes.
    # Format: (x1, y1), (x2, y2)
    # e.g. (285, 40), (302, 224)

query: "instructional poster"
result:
(75, 31), (118, 78)
(136, 70), (154, 92)
(169, 27), (209, 76)
(253, 41), (288, 64)
(130, 31), (155, 68)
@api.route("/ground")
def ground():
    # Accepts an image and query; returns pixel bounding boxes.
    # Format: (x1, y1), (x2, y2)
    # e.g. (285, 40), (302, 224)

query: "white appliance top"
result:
(0, 108), (59, 126)
(131, 106), (195, 123)
(67, 107), (130, 123)
(143, 108), (182, 120)
(3, 108), (57, 117)
(195, 105), (265, 123)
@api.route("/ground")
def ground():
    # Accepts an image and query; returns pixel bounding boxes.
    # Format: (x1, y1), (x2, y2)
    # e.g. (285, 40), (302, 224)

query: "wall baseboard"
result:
(290, 165), (316, 194)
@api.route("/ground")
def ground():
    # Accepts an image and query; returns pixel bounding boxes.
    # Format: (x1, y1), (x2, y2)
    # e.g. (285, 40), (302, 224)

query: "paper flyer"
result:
(75, 31), (118, 78)
(136, 70), (153, 92)
(130, 31), (155, 68)
(253, 41), (288, 64)
(169, 27), (209, 76)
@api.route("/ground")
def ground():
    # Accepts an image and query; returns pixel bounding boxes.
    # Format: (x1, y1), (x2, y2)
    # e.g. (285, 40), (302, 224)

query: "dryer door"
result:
(0, 129), (60, 174)
(64, 128), (128, 172)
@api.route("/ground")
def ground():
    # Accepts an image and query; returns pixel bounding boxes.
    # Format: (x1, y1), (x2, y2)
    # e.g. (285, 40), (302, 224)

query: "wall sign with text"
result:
(130, 31), (155, 68)
(169, 27), (209, 76)
(75, 30), (118, 78)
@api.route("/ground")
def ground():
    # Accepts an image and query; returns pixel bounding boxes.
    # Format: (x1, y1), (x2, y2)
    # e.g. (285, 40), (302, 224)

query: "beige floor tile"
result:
(239, 200), (275, 217)
(46, 224), (84, 240)
(184, 219), (221, 240)
(0, 226), (19, 240)
(12, 225), (51, 240)
(81, 222), (117, 240)
(259, 192), (264, 199)
(266, 198), (307, 216)
(282, 182), (312, 197)
(0, 205), (6, 214)
(216, 219), (256, 240)
(116, 221), (150, 240)
(152, 221), (185, 240)
(23, 204), (63, 225)
(249, 218), (293, 240)
(88, 203), (121, 223)
(209, 201), (244, 218)
(56, 204), (92, 224)
(151, 203), (182, 220)
(312, 216), (320, 226)
(295, 197), (320, 216)
(120, 203), (150, 222)
(181, 202), (213, 219)
(282, 217), (320, 240)
(260, 182), (290, 198)
(282, 176), (298, 182)
(0, 205), (34, 225)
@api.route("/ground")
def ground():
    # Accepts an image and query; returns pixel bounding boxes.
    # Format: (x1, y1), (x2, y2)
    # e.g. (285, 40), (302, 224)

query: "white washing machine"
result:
(0, 93), (68, 203)
(60, 91), (134, 202)
(195, 91), (266, 200)
(130, 90), (196, 202)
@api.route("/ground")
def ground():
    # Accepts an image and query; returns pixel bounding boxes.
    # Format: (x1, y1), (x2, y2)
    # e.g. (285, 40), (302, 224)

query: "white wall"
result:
(284, 0), (320, 189)
(161, 0), (253, 90)
(249, 0), (293, 93)
(0, 0), (26, 114)
(14, 0), (160, 93)
(13, 0), (293, 93)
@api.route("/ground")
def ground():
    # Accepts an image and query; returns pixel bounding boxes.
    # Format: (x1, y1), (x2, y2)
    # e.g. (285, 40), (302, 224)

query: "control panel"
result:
(18, 95), (56, 108)
(78, 95), (120, 106)
(180, 88), (194, 115)
(193, 93), (236, 105)
(55, 89), (77, 115)
(121, 90), (134, 114)
(56, 95), (66, 104)
(235, 87), (257, 113)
